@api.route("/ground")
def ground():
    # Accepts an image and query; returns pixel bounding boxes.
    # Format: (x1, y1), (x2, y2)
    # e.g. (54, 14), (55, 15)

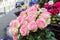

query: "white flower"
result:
(58, 13), (60, 16)
(48, 0), (54, 5)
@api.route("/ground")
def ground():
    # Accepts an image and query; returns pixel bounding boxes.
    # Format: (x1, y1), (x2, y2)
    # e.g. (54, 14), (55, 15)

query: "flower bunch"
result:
(44, 1), (60, 15)
(9, 4), (51, 40)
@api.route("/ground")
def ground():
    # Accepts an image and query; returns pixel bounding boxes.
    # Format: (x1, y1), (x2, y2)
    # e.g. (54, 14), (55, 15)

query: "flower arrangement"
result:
(44, 1), (60, 15)
(44, 1), (60, 24)
(9, 4), (56, 40)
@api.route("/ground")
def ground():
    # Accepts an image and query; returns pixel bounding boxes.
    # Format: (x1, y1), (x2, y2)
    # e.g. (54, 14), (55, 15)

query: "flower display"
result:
(26, 4), (39, 15)
(20, 24), (29, 36)
(53, 2), (60, 8)
(26, 14), (36, 22)
(13, 35), (18, 40)
(37, 18), (47, 29)
(40, 12), (51, 19)
(28, 21), (37, 32)
(44, 1), (60, 15)
(44, 3), (50, 9)
(48, 8), (59, 15)
(10, 20), (20, 28)
(9, 1), (57, 39)
(9, 27), (18, 36)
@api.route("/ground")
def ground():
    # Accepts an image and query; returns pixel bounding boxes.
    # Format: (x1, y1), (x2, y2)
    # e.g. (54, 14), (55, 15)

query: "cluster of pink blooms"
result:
(9, 4), (51, 40)
(44, 2), (60, 15)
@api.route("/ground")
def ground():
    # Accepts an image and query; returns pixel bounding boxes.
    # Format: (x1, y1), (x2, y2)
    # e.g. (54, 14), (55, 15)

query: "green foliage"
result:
(38, 0), (59, 7)
(38, 0), (49, 7)
(53, 0), (57, 3)
(18, 28), (56, 40)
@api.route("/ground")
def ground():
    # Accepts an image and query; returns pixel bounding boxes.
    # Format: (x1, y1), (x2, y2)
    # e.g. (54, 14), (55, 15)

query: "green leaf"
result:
(53, 0), (57, 3)
(18, 28), (56, 40)
(18, 36), (23, 40)
(28, 35), (35, 40)
(50, 37), (57, 40)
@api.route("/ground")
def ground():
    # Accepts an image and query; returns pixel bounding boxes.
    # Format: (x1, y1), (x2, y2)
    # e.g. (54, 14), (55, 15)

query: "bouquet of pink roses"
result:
(9, 4), (56, 40)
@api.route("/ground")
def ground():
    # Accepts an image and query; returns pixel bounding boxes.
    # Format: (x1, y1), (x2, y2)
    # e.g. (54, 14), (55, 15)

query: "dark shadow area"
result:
(47, 24), (60, 40)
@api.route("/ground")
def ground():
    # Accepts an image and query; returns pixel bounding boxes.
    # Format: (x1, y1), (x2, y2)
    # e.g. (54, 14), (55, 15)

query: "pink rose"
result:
(13, 35), (18, 40)
(10, 20), (20, 28)
(20, 11), (27, 18)
(17, 16), (25, 25)
(9, 27), (18, 36)
(34, 4), (39, 9)
(40, 12), (51, 19)
(28, 21), (37, 32)
(20, 24), (29, 36)
(9, 27), (12, 35)
(30, 5), (37, 14)
(26, 4), (38, 15)
(26, 14), (36, 22)
(37, 18), (47, 29)
(20, 11), (26, 16)
(22, 21), (28, 26)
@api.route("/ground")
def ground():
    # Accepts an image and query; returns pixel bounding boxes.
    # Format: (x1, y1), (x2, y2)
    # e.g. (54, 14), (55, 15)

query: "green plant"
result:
(18, 28), (56, 40)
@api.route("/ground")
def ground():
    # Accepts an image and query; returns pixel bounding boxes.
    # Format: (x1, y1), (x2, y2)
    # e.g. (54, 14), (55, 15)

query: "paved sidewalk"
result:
(0, 9), (17, 38)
